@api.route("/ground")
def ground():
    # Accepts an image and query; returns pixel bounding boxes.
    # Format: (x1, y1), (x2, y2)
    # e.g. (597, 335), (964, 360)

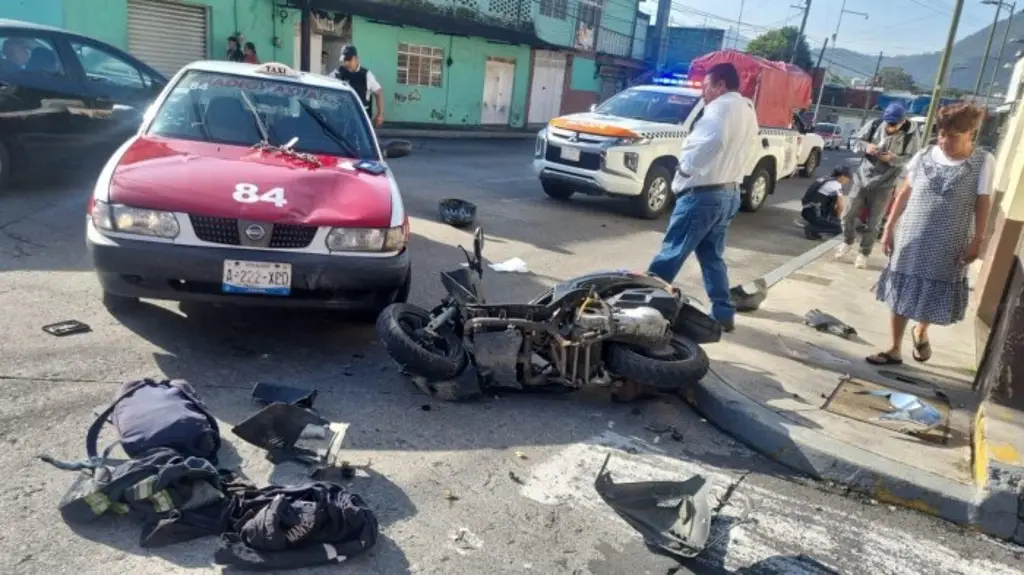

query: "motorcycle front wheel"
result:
(376, 303), (468, 382)
(606, 334), (710, 390)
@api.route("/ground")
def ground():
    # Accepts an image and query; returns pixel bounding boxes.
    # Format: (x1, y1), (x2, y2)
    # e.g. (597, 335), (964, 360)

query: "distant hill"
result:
(817, 10), (1024, 93)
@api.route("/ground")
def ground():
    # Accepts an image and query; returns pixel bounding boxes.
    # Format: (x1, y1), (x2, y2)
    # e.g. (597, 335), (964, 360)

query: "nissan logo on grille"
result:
(244, 224), (267, 241)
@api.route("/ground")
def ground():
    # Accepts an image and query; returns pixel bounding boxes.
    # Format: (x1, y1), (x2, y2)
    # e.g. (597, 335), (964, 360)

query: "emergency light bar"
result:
(254, 62), (300, 77)
(652, 73), (702, 88)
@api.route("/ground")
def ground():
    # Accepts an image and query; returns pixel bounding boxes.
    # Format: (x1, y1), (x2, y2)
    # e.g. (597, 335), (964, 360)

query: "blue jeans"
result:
(647, 187), (741, 323)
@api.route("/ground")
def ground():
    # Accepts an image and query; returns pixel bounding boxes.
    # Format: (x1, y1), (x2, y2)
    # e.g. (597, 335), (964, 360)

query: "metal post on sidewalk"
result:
(924, 0), (966, 143)
(975, 0), (1006, 98)
(862, 52), (884, 122)
(986, 2), (1017, 103)
(791, 0), (812, 64)
(299, 0), (312, 72)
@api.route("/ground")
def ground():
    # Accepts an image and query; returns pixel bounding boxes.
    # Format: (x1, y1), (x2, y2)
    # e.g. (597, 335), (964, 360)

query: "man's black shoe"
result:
(721, 320), (735, 333)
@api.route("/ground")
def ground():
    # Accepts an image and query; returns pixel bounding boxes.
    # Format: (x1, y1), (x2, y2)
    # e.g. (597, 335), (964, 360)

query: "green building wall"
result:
(2, 0), (298, 71)
(352, 17), (530, 127)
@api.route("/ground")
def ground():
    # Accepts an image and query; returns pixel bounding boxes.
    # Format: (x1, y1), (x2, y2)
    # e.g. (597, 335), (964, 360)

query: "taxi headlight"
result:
(326, 226), (407, 252)
(94, 201), (179, 238)
(614, 136), (652, 146)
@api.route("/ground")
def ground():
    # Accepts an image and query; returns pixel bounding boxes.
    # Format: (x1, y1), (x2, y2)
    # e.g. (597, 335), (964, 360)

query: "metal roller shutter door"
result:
(127, 0), (208, 77)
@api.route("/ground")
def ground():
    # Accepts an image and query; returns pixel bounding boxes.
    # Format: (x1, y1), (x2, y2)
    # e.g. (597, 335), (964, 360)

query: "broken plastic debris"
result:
(451, 527), (483, 555)
(867, 390), (942, 428)
(488, 257), (529, 273)
(514, 450), (527, 459)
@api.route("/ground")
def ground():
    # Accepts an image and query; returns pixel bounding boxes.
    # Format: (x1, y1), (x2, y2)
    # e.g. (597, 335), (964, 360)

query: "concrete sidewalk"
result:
(685, 238), (1024, 544)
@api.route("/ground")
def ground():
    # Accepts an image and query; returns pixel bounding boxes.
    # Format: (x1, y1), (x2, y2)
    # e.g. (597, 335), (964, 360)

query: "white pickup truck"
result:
(532, 84), (825, 219)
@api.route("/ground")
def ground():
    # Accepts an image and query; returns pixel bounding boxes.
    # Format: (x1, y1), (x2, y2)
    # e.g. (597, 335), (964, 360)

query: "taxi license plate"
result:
(560, 146), (580, 162)
(222, 260), (292, 296)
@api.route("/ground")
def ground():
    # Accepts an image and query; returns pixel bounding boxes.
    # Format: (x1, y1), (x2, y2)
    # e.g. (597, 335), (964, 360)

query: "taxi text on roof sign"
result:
(254, 62), (300, 78)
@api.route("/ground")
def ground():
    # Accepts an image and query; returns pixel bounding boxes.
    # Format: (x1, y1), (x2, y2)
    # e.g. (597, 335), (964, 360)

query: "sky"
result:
(637, 0), (1014, 56)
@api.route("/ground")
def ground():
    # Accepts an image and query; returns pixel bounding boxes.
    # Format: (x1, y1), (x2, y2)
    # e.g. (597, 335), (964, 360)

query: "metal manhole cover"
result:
(822, 376), (953, 445)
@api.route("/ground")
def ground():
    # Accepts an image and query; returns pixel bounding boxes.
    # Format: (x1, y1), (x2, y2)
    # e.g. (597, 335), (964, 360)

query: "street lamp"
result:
(811, 0), (869, 123)
(985, 2), (1018, 103)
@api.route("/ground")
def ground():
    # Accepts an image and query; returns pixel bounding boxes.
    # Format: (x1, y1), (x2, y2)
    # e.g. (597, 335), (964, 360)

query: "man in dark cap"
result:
(835, 102), (919, 268)
(332, 45), (383, 127)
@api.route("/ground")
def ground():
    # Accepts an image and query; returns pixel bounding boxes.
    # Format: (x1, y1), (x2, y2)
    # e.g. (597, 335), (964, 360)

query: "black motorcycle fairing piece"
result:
(440, 267), (482, 305)
(674, 296), (723, 344)
(543, 270), (678, 305)
(594, 454), (712, 559)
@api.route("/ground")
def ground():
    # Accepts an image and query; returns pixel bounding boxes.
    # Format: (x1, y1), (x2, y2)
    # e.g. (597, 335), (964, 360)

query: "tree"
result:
(744, 27), (814, 71)
(826, 71), (849, 86)
(875, 67), (916, 91)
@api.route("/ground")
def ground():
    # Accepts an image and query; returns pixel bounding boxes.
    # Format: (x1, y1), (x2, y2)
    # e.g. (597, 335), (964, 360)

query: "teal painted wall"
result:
(0, 0), (64, 27)
(352, 17), (530, 127)
(570, 56), (599, 92)
(600, 0), (636, 38)
(64, 0), (127, 50)
(534, 14), (574, 48)
(2, 0), (298, 69)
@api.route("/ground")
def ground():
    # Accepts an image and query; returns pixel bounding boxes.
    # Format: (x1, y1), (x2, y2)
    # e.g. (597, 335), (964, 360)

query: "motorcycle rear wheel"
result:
(376, 303), (468, 382)
(606, 334), (710, 390)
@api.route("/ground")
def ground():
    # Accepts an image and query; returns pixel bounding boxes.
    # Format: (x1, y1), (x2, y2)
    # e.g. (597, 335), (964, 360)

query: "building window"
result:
(539, 0), (568, 19)
(578, 0), (603, 29)
(397, 43), (443, 87)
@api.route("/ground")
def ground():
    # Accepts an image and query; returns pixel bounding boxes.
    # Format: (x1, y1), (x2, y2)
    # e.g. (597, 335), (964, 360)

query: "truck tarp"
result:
(688, 50), (813, 129)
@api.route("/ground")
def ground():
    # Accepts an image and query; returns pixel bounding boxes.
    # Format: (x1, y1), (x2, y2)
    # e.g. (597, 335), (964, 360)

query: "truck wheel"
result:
(741, 164), (773, 212)
(541, 179), (574, 201)
(800, 149), (820, 178)
(631, 165), (673, 219)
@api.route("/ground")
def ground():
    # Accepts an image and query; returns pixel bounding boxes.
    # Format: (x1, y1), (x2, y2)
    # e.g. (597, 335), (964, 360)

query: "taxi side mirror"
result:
(382, 139), (411, 159)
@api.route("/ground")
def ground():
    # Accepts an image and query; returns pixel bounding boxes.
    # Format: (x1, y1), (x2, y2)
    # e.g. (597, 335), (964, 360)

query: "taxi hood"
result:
(549, 112), (679, 138)
(107, 136), (394, 228)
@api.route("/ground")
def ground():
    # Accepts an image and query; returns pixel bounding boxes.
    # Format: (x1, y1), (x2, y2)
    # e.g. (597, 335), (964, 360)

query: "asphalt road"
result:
(1, 140), (1021, 575)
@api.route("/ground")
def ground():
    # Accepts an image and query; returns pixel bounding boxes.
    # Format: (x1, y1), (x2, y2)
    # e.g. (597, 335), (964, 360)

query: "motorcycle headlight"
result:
(93, 201), (180, 238)
(326, 225), (407, 253)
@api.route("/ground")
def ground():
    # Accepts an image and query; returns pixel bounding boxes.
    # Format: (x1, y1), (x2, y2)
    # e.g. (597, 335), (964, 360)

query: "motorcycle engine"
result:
(610, 306), (672, 348)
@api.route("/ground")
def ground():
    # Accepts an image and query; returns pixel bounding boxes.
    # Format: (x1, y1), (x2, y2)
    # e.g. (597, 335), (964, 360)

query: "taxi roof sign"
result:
(254, 62), (300, 78)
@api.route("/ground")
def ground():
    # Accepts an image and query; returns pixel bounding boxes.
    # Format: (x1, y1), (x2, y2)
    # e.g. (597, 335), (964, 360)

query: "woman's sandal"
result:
(912, 329), (932, 363)
(866, 351), (903, 365)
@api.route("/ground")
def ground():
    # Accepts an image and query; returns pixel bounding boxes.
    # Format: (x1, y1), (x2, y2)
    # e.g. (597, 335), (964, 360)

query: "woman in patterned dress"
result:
(867, 103), (994, 365)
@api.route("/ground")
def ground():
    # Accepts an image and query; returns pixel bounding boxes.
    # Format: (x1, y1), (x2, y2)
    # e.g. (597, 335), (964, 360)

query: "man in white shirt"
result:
(331, 45), (384, 127)
(647, 63), (759, 332)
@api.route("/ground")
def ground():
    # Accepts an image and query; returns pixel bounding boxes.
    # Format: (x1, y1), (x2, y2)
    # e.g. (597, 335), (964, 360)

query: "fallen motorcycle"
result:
(375, 227), (722, 394)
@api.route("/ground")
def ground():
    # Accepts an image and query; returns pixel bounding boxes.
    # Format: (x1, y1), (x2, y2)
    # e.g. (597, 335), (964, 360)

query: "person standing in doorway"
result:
(835, 103), (920, 268)
(226, 36), (244, 62)
(332, 45), (383, 127)
(646, 63), (759, 332)
(242, 42), (260, 64)
(320, 50), (330, 75)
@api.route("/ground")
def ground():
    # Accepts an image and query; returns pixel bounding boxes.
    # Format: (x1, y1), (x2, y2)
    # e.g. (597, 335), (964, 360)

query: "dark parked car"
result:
(0, 19), (167, 189)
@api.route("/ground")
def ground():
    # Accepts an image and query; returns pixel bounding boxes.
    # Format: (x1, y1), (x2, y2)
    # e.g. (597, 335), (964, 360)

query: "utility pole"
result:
(810, 38), (830, 111)
(986, 2), (1017, 103)
(814, 38), (829, 70)
(654, 0), (671, 72)
(974, 0), (1006, 98)
(862, 51), (884, 122)
(735, 0), (746, 49)
(924, 0), (966, 143)
(299, 0), (312, 72)
(811, 0), (868, 123)
(791, 0), (812, 64)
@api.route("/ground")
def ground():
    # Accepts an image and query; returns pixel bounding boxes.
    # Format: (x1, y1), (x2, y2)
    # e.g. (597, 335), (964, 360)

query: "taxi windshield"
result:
(147, 70), (377, 160)
(594, 89), (699, 124)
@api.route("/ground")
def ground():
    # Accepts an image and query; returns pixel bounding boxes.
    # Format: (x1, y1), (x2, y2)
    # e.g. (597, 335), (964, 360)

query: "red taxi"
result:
(86, 61), (412, 311)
